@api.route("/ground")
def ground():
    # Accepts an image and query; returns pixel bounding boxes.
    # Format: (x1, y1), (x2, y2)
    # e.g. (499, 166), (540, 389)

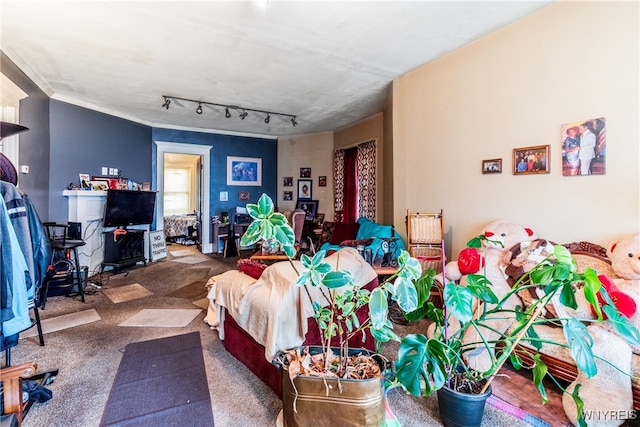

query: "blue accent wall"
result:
(49, 100), (152, 222)
(152, 128), (278, 223)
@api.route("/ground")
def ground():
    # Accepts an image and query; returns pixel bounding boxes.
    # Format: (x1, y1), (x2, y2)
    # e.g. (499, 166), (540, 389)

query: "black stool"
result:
(43, 223), (87, 302)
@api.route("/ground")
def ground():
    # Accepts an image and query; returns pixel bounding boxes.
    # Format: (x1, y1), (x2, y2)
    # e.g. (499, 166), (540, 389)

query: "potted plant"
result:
(393, 234), (640, 427)
(240, 194), (424, 426)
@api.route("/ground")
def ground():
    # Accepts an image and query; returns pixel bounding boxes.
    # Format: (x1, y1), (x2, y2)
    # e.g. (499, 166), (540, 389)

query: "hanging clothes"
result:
(0, 196), (31, 338)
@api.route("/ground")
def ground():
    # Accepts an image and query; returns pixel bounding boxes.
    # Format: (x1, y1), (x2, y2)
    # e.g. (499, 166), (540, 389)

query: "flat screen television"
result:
(103, 189), (157, 228)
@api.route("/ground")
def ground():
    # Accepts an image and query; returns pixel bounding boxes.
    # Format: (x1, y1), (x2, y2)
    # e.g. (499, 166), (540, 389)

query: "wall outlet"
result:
(102, 167), (108, 175)
(20, 165), (29, 173)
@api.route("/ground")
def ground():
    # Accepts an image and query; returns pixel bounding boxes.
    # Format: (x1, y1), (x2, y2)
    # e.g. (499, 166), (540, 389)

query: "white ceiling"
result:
(1, 1), (553, 138)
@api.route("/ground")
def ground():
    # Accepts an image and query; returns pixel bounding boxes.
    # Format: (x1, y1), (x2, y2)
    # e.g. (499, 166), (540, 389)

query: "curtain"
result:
(342, 147), (358, 223)
(356, 140), (376, 220)
(333, 149), (345, 216)
(333, 139), (377, 223)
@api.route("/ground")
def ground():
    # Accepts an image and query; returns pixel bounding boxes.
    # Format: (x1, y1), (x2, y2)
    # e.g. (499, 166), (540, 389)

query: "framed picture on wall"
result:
(283, 176), (293, 186)
(238, 191), (250, 201)
(513, 145), (550, 175)
(296, 200), (318, 221)
(227, 156), (262, 186)
(300, 167), (311, 178)
(283, 191), (293, 201)
(482, 159), (502, 174)
(298, 179), (312, 200)
(318, 176), (327, 186)
(561, 117), (606, 176)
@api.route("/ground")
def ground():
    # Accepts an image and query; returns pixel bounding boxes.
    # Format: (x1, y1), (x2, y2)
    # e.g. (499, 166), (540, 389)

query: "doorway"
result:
(155, 141), (212, 253)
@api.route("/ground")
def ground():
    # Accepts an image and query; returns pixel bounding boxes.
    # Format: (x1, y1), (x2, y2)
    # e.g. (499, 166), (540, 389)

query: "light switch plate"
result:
(102, 167), (108, 175)
(20, 165), (29, 173)
(220, 191), (228, 201)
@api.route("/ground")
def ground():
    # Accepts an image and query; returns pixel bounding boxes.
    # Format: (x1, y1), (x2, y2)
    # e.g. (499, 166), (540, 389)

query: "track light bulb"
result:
(264, 114), (270, 124)
(196, 104), (203, 115)
(162, 98), (171, 109)
(225, 107), (231, 118)
(239, 110), (248, 120)
(291, 117), (298, 127)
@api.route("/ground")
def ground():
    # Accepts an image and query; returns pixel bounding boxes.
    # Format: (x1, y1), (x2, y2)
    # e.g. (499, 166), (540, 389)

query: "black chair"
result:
(42, 223), (87, 303)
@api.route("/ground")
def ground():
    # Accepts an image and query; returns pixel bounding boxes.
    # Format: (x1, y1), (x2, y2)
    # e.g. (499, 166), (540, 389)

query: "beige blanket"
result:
(206, 247), (377, 362)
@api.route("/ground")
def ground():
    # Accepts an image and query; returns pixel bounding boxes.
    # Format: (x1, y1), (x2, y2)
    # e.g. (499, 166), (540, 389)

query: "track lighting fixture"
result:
(160, 95), (298, 127)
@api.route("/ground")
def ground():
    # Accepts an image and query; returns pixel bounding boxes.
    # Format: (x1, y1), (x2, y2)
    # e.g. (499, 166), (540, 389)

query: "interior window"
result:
(164, 167), (191, 215)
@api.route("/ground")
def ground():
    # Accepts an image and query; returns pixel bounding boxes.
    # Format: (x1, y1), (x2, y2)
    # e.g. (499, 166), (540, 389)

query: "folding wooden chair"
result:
(406, 209), (444, 273)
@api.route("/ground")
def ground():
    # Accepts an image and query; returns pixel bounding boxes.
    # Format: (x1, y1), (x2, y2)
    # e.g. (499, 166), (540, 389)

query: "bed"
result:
(205, 247), (379, 397)
(163, 214), (199, 243)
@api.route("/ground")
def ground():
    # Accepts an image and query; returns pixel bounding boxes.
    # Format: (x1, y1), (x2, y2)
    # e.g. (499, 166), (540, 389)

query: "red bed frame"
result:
(222, 277), (379, 397)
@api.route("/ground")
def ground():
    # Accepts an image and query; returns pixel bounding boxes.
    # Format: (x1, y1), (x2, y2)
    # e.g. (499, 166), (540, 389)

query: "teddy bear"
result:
(433, 220), (537, 372)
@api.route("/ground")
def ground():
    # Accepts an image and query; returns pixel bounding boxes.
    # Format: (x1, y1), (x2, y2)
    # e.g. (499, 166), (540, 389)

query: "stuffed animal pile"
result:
(561, 233), (640, 427)
(441, 224), (640, 426)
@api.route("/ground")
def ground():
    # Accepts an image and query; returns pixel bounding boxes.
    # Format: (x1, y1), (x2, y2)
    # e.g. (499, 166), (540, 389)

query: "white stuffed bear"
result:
(436, 220), (537, 372)
(607, 233), (640, 354)
(562, 233), (640, 427)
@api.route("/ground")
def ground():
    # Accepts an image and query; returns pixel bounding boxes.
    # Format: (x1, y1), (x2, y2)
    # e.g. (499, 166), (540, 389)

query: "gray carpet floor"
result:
(12, 245), (535, 427)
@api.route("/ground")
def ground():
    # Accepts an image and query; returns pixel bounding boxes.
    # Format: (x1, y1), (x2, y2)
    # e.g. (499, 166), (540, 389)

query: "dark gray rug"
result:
(100, 332), (214, 426)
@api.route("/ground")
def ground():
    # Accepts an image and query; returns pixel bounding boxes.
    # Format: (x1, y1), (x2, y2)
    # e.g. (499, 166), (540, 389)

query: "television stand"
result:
(101, 229), (146, 272)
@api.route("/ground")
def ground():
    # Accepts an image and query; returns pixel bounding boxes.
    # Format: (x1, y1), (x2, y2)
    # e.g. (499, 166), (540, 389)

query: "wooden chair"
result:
(405, 209), (444, 273)
(0, 362), (37, 426)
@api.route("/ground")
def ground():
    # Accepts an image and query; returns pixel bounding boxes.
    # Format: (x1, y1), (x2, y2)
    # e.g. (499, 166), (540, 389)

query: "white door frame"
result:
(155, 141), (212, 253)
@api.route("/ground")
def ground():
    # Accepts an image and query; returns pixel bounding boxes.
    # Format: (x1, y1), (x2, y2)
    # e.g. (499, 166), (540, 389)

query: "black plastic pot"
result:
(436, 383), (492, 427)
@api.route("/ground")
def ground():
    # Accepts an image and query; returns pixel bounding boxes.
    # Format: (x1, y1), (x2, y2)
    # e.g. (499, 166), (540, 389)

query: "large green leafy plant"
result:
(393, 234), (640, 426)
(240, 194), (424, 376)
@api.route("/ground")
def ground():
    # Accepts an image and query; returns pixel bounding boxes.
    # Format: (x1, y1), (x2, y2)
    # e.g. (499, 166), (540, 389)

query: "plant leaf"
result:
(322, 270), (352, 289)
(559, 281), (578, 310)
(369, 287), (389, 330)
(466, 274), (498, 304)
(443, 282), (474, 324)
(393, 276), (418, 313)
(257, 193), (274, 215)
(582, 268), (602, 320)
(602, 304), (640, 346)
(532, 353), (549, 403)
(563, 318), (596, 377)
(396, 334), (448, 396)
(567, 383), (586, 427)
(240, 221), (264, 246)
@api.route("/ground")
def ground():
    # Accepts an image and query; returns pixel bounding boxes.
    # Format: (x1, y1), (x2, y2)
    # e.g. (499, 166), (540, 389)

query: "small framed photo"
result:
(482, 159), (502, 174)
(79, 173), (90, 188)
(300, 167), (311, 178)
(513, 145), (550, 175)
(283, 176), (293, 187)
(227, 156), (262, 186)
(296, 200), (319, 221)
(316, 213), (325, 226)
(318, 176), (327, 186)
(298, 179), (312, 200)
(283, 191), (293, 201)
(238, 191), (250, 201)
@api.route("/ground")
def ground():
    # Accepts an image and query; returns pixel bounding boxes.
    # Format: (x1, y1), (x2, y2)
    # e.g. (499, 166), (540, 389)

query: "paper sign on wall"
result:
(149, 230), (167, 261)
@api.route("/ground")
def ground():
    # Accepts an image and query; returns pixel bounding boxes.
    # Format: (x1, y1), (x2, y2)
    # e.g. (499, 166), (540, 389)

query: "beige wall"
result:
(277, 132), (334, 218)
(334, 112), (385, 221)
(393, 1), (639, 258)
